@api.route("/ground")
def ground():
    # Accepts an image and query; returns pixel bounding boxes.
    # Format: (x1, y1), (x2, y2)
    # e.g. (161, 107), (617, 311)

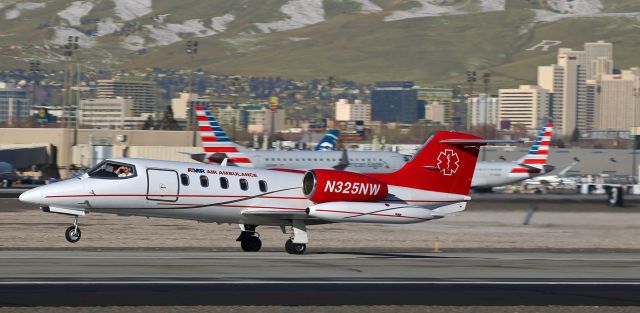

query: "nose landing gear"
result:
(65, 216), (81, 243)
(237, 224), (261, 252)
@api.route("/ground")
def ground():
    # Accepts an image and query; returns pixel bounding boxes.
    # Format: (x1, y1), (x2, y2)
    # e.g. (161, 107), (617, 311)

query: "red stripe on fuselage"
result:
(43, 194), (465, 203)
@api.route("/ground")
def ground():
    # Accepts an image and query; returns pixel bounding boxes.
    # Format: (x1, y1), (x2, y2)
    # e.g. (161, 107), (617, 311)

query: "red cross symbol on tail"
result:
(436, 149), (460, 176)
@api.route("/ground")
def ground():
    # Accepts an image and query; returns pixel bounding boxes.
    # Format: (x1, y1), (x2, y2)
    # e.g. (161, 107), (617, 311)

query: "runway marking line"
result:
(0, 281), (639, 285)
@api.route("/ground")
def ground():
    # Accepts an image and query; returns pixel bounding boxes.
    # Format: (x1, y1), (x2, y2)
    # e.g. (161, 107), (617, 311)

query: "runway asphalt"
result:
(0, 251), (638, 306)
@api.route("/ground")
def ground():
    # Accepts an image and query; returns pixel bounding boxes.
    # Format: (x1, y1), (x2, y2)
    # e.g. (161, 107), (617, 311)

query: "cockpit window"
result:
(87, 161), (136, 179)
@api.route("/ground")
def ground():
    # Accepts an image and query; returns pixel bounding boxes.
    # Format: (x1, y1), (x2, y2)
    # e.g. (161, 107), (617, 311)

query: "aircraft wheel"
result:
(240, 236), (262, 252)
(285, 239), (306, 255)
(65, 226), (81, 243)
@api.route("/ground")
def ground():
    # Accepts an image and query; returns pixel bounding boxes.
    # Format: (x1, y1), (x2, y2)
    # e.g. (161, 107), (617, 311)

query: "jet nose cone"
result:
(19, 188), (42, 205)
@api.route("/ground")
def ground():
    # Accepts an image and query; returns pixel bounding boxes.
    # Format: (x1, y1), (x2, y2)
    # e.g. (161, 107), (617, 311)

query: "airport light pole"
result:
(633, 88), (640, 184)
(482, 72), (491, 161)
(63, 36), (79, 130)
(185, 40), (198, 146)
(29, 60), (41, 119)
(466, 71), (476, 132)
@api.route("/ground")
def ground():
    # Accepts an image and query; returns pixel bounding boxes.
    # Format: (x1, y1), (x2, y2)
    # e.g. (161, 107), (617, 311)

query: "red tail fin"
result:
(371, 131), (484, 195)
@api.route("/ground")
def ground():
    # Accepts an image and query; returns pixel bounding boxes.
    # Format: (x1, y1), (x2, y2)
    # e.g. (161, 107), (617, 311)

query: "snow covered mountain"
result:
(1, 0), (639, 85)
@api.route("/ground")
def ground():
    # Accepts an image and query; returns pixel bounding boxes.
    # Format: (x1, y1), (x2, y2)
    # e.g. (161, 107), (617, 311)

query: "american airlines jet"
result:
(19, 131), (499, 254)
(189, 106), (408, 172)
(192, 106), (553, 189)
(470, 123), (554, 191)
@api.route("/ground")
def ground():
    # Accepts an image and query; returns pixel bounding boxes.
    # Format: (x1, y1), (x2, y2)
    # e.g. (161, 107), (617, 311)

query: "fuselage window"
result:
(240, 178), (249, 191)
(200, 175), (209, 187)
(259, 180), (268, 192)
(220, 177), (229, 189)
(180, 174), (190, 186)
(296, 158), (299, 161)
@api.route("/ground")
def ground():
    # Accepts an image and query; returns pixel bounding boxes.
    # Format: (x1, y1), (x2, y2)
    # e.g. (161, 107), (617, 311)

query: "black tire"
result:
(285, 239), (306, 255)
(65, 226), (81, 243)
(285, 239), (293, 253)
(241, 236), (262, 252)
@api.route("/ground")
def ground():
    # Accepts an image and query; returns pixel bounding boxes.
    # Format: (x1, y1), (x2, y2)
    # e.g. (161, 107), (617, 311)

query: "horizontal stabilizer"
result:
(431, 202), (467, 217)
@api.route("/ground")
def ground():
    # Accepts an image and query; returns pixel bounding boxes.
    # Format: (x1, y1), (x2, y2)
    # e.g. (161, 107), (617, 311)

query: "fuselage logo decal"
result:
(437, 149), (460, 176)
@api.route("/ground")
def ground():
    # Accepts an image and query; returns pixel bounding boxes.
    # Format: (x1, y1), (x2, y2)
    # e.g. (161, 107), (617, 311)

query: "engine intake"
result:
(302, 169), (388, 203)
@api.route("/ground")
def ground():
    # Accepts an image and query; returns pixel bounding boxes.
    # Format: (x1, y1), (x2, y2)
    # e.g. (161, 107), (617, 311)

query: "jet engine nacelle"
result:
(302, 169), (388, 203)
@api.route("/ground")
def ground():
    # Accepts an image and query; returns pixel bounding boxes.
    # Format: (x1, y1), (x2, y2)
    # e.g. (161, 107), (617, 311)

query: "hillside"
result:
(0, 0), (639, 88)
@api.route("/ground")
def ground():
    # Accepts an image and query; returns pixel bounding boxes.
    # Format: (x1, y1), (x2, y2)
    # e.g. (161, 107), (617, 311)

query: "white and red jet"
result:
(20, 131), (491, 254)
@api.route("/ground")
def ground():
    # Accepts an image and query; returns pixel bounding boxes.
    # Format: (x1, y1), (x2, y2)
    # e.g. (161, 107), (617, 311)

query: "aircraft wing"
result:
(241, 208), (309, 217)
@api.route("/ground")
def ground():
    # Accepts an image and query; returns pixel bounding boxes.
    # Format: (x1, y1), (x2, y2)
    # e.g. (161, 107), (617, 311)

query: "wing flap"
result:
(241, 208), (308, 217)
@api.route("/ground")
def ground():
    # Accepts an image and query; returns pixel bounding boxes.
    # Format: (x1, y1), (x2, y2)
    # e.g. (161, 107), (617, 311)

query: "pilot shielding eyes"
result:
(115, 166), (133, 177)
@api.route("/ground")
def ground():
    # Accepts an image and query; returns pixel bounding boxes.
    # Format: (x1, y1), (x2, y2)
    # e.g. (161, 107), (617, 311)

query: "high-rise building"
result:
(96, 79), (157, 116)
(335, 99), (371, 122)
(0, 82), (31, 125)
(537, 47), (590, 136)
(242, 104), (285, 134)
(170, 92), (191, 120)
(469, 94), (499, 127)
(583, 80), (597, 134)
(585, 40), (613, 80)
(498, 85), (549, 131)
(78, 98), (133, 129)
(424, 101), (447, 125)
(595, 69), (640, 131)
(371, 81), (418, 123)
(416, 87), (453, 126)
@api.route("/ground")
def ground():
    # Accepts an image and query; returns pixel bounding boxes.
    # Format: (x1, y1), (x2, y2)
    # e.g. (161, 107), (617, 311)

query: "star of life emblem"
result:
(436, 149), (460, 176)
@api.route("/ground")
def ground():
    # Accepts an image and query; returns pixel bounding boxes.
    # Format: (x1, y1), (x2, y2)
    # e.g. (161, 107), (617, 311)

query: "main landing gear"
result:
(237, 220), (309, 254)
(65, 216), (81, 243)
(237, 224), (262, 252)
(284, 220), (308, 255)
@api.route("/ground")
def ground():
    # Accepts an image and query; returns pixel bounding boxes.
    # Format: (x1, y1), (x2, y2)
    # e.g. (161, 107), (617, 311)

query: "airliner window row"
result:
(180, 173), (268, 193)
(264, 158), (383, 162)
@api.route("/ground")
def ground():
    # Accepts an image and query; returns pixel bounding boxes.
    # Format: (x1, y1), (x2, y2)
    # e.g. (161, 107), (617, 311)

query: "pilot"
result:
(115, 166), (133, 177)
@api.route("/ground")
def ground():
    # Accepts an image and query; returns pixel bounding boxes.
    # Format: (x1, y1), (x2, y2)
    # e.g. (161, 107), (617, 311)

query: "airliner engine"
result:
(302, 169), (388, 203)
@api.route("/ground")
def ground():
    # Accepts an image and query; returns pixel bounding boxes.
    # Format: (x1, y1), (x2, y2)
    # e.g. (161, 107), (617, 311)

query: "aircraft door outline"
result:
(146, 168), (179, 202)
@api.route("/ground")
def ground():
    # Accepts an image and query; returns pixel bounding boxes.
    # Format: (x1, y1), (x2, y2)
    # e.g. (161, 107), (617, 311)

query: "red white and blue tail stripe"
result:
(195, 106), (253, 166)
(511, 123), (553, 174)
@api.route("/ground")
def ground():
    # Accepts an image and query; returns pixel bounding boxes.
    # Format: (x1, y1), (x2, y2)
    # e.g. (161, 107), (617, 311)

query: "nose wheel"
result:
(237, 224), (261, 252)
(65, 216), (81, 243)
